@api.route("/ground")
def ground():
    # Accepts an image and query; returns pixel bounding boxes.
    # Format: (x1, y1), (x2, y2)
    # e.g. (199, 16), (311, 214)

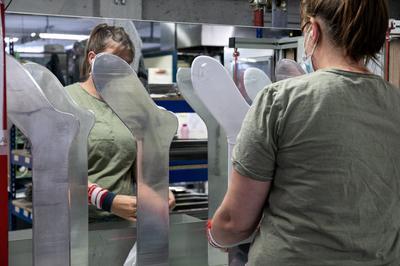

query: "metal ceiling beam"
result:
(7, 0), (142, 20)
(5, 0), (400, 27)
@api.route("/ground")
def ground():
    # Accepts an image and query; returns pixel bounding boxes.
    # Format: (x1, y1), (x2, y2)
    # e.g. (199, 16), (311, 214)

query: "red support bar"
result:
(1, 1), (5, 130)
(0, 1), (8, 265)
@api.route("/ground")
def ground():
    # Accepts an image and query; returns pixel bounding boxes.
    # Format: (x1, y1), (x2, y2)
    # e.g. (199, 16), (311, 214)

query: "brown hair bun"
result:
(301, 0), (389, 61)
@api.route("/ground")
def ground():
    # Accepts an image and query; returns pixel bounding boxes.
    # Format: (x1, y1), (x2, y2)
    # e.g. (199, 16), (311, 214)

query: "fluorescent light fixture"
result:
(39, 33), (89, 41)
(14, 45), (44, 53)
(18, 53), (46, 58)
(5, 37), (19, 43)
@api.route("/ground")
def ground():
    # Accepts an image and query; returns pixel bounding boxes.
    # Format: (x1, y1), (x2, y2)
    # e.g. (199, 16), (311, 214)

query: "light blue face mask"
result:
(301, 27), (318, 74)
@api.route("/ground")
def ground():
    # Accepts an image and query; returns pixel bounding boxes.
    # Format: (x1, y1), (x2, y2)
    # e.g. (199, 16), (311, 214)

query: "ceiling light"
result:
(30, 32), (37, 38)
(5, 37), (19, 43)
(39, 33), (89, 41)
(14, 46), (44, 53)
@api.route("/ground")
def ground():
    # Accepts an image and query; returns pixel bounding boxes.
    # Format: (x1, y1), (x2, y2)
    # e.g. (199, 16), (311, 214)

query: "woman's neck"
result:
(316, 55), (370, 74)
(80, 76), (101, 99)
(313, 39), (370, 74)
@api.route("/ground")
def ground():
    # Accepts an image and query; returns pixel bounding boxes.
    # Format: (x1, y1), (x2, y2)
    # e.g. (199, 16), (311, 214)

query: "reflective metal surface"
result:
(9, 214), (208, 266)
(23, 62), (95, 266)
(177, 68), (228, 266)
(6, 55), (79, 266)
(177, 24), (299, 49)
(275, 58), (305, 81)
(243, 67), (272, 103)
(92, 53), (178, 266)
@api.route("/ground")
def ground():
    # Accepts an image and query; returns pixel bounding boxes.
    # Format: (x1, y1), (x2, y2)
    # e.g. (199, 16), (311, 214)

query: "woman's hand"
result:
(168, 190), (176, 211)
(111, 195), (137, 222)
(110, 190), (174, 222)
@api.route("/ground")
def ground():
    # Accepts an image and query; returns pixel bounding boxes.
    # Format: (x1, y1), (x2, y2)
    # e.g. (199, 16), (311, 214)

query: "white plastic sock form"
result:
(92, 53), (178, 266)
(243, 68), (272, 103)
(24, 62), (95, 266)
(177, 68), (228, 266)
(191, 56), (250, 177)
(275, 58), (306, 81)
(191, 56), (251, 266)
(7, 55), (79, 266)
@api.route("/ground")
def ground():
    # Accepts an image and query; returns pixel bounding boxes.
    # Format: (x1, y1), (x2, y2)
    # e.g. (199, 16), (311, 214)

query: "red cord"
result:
(233, 48), (240, 85)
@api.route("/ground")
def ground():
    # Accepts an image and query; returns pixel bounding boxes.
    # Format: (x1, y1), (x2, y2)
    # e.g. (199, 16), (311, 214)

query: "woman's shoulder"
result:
(258, 73), (323, 103)
(255, 70), (356, 112)
(269, 70), (335, 92)
(264, 69), (384, 100)
(65, 82), (88, 99)
(64, 82), (82, 93)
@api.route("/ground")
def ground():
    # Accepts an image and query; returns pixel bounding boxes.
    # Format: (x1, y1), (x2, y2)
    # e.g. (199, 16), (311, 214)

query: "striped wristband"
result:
(88, 183), (116, 212)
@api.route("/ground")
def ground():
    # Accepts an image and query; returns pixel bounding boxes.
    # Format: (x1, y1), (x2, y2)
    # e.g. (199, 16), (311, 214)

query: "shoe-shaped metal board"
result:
(243, 68), (272, 103)
(24, 62), (95, 266)
(92, 53), (178, 266)
(6, 55), (79, 266)
(177, 68), (228, 266)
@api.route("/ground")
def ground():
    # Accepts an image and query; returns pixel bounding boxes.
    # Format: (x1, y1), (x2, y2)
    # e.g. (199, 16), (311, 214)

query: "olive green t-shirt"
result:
(233, 69), (400, 265)
(66, 83), (136, 221)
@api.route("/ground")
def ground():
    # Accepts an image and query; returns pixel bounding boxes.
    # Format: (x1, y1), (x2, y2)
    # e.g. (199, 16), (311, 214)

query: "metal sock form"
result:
(6, 55), (80, 266)
(92, 53), (178, 266)
(24, 62), (95, 266)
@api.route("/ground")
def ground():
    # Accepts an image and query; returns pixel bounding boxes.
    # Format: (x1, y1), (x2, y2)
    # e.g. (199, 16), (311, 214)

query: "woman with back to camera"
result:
(66, 24), (175, 223)
(207, 0), (400, 265)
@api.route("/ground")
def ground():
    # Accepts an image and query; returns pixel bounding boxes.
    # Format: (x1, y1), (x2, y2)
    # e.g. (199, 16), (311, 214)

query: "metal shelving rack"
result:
(9, 126), (33, 226)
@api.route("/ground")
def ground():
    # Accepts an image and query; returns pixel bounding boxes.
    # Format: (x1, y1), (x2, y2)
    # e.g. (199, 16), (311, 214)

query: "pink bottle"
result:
(180, 123), (189, 139)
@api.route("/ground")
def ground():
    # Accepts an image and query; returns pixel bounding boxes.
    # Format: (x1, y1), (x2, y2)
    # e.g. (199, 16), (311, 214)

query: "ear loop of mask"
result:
(301, 26), (318, 73)
(303, 26), (318, 59)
